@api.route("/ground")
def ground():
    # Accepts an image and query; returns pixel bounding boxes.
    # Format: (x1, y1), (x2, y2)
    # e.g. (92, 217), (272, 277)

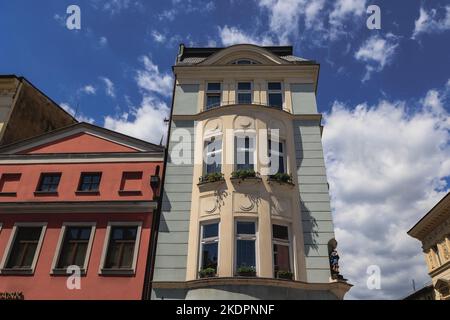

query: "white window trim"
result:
(205, 82), (222, 109)
(198, 220), (220, 277)
(234, 131), (257, 172)
(98, 221), (142, 276)
(234, 219), (259, 276)
(236, 81), (253, 105)
(268, 138), (287, 175)
(203, 135), (223, 175)
(267, 81), (284, 109)
(0, 222), (47, 275)
(271, 222), (294, 278)
(50, 222), (96, 275)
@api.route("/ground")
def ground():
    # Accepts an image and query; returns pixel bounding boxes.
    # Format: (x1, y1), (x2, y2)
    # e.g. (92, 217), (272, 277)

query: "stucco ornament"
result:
(234, 116), (255, 129)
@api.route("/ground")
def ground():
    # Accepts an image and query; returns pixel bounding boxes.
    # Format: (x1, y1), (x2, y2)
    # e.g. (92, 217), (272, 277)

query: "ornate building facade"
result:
(408, 192), (450, 300)
(150, 44), (351, 300)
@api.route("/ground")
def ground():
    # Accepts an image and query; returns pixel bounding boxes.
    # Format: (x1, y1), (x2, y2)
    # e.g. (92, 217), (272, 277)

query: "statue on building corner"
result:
(328, 239), (345, 281)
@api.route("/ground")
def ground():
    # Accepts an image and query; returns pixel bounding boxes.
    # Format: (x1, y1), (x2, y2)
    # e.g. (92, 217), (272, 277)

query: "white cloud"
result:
(60, 102), (95, 124)
(91, 0), (143, 15)
(151, 30), (166, 43)
(354, 33), (399, 82)
(99, 36), (108, 46)
(322, 81), (450, 299)
(99, 77), (116, 98)
(412, 6), (450, 39)
(136, 56), (173, 97)
(79, 85), (96, 95)
(104, 97), (169, 144)
(328, 0), (366, 40)
(218, 25), (275, 46)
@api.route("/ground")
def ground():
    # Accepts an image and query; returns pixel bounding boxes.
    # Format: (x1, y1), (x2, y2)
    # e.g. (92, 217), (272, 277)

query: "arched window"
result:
(230, 59), (260, 65)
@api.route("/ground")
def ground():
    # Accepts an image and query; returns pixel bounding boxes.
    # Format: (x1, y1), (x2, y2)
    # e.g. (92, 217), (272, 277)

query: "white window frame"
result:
(203, 135), (223, 175)
(234, 219), (259, 276)
(236, 81), (253, 105)
(98, 221), (142, 275)
(272, 223), (293, 278)
(268, 138), (287, 175)
(205, 82), (222, 110)
(50, 222), (96, 275)
(0, 222), (47, 275)
(198, 220), (220, 277)
(234, 131), (257, 172)
(267, 82), (284, 109)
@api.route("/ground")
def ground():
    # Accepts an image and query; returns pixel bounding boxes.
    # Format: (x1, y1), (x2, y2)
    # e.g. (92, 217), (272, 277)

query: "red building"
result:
(0, 123), (164, 299)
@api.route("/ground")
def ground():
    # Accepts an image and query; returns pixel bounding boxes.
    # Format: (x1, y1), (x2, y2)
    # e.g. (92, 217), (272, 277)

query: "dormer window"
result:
(230, 59), (260, 65)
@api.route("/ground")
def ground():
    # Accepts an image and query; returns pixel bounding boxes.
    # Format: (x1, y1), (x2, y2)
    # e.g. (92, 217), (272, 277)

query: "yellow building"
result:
(408, 192), (450, 300)
(150, 44), (351, 300)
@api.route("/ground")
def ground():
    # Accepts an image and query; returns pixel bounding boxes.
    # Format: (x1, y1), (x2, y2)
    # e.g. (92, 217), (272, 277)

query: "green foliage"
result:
(236, 266), (256, 275)
(231, 169), (257, 180)
(199, 172), (224, 183)
(269, 172), (293, 184)
(276, 270), (293, 279)
(199, 267), (216, 278)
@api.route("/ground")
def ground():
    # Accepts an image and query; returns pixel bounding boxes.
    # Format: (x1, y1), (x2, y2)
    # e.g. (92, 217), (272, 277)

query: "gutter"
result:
(142, 73), (178, 300)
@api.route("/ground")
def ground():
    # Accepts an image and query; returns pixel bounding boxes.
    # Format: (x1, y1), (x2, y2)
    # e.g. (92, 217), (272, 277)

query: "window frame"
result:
(272, 223), (293, 278)
(205, 82), (222, 110)
(234, 132), (257, 172)
(267, 82), (284, 109)
(234, 220), (259, 275)
(203, 135), (223, 175)
(77, 172), (102, 193)
(268, 138), (287, 175)
(236, 81), (253, 105)
(198, 220), (220, 277)
(0, 222), (47, 275)
(98, 221), (142, 275)
(50, 222), (96, 275)
(36, 172), (62, 194)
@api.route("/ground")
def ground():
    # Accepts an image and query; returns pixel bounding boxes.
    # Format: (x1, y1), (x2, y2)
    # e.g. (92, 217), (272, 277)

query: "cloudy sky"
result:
(1, 0), (449, 299)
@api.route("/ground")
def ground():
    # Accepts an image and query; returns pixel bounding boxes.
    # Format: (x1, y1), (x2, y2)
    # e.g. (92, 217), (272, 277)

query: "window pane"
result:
(238, 93), (252, 104)
(105, 244), (121, 268)
(237, 222), (255, 235)
(274, 244), (290, 272)
(206, 95), (221, 109)
(6, 227), (42, 269)
(201, 242), (218, 270)
(203, 223), (219, 239)
(74, 243), (88, 267)
(236, 239), (256, 268)
(268, 82), (281, 90)
(79, 173), (101, 191)
(273, 225), (289, 240)
(121, 243), (135, 268)
(207, 83), (221, 91)
(268, 93), (283, 108)
(104, 226), (138, 269)
(238, 82), (251, 90)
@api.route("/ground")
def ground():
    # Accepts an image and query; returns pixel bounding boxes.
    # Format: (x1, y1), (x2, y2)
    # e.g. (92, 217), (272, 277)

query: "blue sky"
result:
(1, 0), (449, 300)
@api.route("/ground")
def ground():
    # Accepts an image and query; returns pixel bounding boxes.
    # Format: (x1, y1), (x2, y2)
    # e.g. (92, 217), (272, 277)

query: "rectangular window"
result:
(205, 137), (222, 174)
(103, 226), (139, 270)
(237, 82), (252, 104)
(206, 82), (221, 109)
(37, 173), (61, 193)
(268, 140), (286, 174)
(2, 225), (45, 271)
(120, 172), (143, 192)
(78, 173), (102, 192)
(235, 136), (255, 171)
(235, 221), (257, 271)
(55, 226), (94, 270)
(0, 173), (21, 195)
(273, 224), (291, 277)
(200, 222), (219, 274)
(268, 82), (283, 109)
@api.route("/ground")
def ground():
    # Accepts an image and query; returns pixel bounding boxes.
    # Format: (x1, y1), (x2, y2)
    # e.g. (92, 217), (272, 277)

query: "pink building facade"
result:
(0, 123), (164, 299)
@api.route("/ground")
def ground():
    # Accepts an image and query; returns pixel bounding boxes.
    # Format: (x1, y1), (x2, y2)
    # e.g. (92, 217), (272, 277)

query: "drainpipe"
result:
(142, 73), (178, 300)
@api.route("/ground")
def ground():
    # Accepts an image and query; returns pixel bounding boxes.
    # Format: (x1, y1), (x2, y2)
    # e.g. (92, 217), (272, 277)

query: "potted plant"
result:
(199, 172), (224, 184)
(199, 267), (217, 278)
(276, 270), (293, 280)
(236, 266), (257, 277)
(268, 172), (294, 185)
(231, 169), (259, 180)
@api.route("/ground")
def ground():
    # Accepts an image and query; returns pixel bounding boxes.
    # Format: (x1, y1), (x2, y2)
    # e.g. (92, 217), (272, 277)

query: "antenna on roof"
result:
(74, 102), (80, 120)
(159, 135), (164, 146)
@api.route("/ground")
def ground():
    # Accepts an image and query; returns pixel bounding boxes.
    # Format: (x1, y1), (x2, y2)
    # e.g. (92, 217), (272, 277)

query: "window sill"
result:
(51, 268), (87, 276)
(99, 268), (135, 276)
(197, 179), (225, 191)
(0, 268), (34, 275)
(118, 190), (142, 196)
(34, 191), (58, 196)
(75, 191), (100, 196)
(0, 192), (17, 197)
(230, 176), (262, 185)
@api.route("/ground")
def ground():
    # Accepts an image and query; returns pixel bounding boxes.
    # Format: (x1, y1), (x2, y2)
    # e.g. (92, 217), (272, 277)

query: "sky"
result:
(0, 0), (449, 299)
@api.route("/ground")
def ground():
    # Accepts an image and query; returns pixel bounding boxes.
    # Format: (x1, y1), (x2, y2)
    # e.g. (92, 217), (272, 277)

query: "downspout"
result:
(142, 72), (178, 300)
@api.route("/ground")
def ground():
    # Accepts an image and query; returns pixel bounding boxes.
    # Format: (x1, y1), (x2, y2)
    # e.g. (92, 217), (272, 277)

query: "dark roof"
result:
(175, 44), (314, 65)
